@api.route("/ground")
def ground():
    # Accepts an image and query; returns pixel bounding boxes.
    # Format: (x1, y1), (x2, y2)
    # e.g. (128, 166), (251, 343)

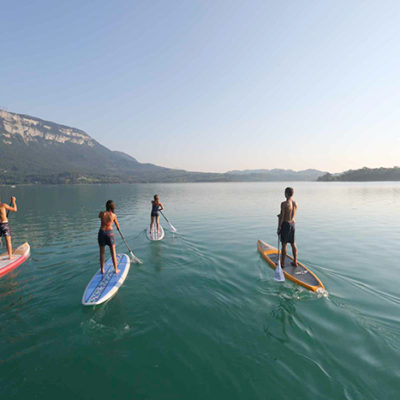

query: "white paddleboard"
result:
(82, 254), (130, 306)
(146, 224), (165, 241)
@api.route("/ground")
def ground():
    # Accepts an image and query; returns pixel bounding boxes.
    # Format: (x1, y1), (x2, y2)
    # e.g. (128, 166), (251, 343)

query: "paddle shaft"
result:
(6, 199), (12, 218)
(160, 210), (170, 224)
(118, 229), (133, 254)
(118, 229), (142, 263)
(278, 235), (281, 266)
(160, 210), (177, 232)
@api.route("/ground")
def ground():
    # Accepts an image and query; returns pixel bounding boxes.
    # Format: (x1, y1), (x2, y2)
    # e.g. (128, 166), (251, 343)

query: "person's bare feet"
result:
(101, 268), (105, 274)
(8, 256), (13, 260)
(291, 261), (298, 267)
(115, 269), (121, 274)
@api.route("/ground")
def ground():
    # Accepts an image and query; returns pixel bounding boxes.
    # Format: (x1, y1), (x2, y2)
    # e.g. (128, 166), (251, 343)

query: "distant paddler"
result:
(0, 196), (17, 260)
(277, 187), (298, 268)
(98, 200), (121, 274)
(150, 194), (164, 235)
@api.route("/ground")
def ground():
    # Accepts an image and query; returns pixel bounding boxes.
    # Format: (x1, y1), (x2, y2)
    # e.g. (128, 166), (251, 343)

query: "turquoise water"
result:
(1, 182), (399, 399)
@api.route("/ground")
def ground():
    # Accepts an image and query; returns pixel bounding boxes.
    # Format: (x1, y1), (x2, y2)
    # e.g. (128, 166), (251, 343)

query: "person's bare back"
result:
(98, 211), (115, 231)
(280, 199), (297, 223)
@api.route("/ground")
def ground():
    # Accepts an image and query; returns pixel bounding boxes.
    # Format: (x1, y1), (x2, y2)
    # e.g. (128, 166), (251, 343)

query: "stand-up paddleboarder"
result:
(98, 200), (120, 274)
(277, 187), (298, 268)
(0, 196), (17, 260)
(150, 195), (164, 235)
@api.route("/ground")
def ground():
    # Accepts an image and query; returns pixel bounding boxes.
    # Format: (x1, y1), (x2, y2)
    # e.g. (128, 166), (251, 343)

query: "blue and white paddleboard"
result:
(82, 254), (130, 306)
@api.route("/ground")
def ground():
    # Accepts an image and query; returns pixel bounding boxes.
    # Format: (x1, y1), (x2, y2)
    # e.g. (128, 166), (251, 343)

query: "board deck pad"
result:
(0, 242), (30, 278)
(146, 224), (165, 241)
(257, 240), (324, 292)
(82, 254), (130, 305)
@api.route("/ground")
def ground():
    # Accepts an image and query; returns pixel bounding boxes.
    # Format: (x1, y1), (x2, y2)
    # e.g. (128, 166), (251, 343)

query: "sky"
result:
(1, 0), (399, 173)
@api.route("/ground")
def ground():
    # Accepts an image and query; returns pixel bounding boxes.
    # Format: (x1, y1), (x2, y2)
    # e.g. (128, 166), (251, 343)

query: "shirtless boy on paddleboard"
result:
(277, 187), (298, 268)
(0, 197), (17, 260)
(98, 200), (120, 274)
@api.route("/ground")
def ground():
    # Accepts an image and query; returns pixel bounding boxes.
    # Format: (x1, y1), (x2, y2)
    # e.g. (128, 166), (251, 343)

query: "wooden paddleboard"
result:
(82, 254), (130, 305)
(146, 224), (165, 241)
(257, 240), (324, 292)
(0, 242), (30, 278)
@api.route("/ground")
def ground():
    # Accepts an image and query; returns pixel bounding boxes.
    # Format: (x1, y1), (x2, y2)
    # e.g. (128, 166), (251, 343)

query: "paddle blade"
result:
(130, 251), (143, 264)
(274, 257), (285, 282)
(169, 223), (177, 233)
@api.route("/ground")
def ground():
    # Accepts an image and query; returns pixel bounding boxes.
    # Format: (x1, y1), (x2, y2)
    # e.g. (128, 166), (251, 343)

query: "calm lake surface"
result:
(1, 182), (399, 399)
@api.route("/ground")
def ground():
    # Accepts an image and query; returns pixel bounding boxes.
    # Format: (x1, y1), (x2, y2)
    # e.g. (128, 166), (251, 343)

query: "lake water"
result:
(1, 182), (399, 399)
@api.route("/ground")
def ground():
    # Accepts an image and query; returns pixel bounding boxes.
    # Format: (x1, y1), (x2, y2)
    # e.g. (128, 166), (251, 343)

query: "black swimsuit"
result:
(0, 222), (11, 237)
(151, 203), (160, 217)
(280, 221), (295, 244)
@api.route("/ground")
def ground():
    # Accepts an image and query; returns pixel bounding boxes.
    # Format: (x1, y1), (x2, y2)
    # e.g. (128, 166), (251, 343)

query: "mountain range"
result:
(0, 109), (326, 184)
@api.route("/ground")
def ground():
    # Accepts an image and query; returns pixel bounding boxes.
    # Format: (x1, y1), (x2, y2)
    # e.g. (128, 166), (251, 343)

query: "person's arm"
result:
(159, 202), (164, 211)
(277, 202), (284, 234)
(98, 211), (103, 219)
(293, 201), (298, 221)
(5, 197), (17, 213)
(113, 214), (121, 231)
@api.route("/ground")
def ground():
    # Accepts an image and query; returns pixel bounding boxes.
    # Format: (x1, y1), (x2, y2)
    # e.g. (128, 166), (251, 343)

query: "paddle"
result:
(160, 210), (177, 233)
(6, 198), (12, 218)
(274, 235), (285, 282)
(118, 229), (142, 264)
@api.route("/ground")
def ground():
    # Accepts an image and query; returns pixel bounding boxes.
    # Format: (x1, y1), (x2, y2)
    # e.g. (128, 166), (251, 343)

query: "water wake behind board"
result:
(82, 254), (130, 305)
(257, 240), (325, 292)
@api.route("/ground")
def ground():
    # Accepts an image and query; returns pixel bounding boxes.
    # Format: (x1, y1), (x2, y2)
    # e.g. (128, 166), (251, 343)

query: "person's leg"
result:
(110, 244), (120, 274)
(150, 216), (154, 233)
(281, 242), (287, 267)
(291, 242), (298, 266)
(99, 246), (105, 274)
(5, 236), (13, 260)
(156, 216), (160, 233)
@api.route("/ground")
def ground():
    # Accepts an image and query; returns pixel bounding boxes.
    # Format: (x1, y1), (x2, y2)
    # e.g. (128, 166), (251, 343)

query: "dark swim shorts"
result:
(280, 221), (295, 244)
(98, 229), (115, 247)
(0, 222), (11, 237)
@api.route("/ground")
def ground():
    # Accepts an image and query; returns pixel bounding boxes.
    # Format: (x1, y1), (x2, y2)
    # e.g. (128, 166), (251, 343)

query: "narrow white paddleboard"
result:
(146, 224), (165, 241)
(82, 254), (130, 306)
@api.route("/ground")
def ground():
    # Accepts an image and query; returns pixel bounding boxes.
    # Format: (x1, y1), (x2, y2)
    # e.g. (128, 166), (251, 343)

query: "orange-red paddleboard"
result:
(257, 240), (324, 292)
(0, 242), (30, 278)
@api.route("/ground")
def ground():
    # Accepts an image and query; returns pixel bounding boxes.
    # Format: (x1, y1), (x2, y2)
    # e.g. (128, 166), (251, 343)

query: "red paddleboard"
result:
(0, 242), (30, 278)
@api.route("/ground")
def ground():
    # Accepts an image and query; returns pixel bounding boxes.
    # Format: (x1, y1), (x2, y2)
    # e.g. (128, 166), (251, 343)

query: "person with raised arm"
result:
(0, 196), (17, 260)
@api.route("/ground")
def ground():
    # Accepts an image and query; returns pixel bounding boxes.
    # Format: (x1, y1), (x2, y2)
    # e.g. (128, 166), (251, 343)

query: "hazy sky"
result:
(1, 0), (399, 172)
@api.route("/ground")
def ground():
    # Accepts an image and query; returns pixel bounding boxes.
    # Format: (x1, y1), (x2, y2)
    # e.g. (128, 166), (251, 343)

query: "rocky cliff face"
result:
(0, 109), (181, 184)
(0, 109), (95, 147)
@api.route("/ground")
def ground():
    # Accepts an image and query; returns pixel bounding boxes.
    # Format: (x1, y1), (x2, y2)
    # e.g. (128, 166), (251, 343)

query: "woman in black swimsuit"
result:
(150, 195), (164, 235)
